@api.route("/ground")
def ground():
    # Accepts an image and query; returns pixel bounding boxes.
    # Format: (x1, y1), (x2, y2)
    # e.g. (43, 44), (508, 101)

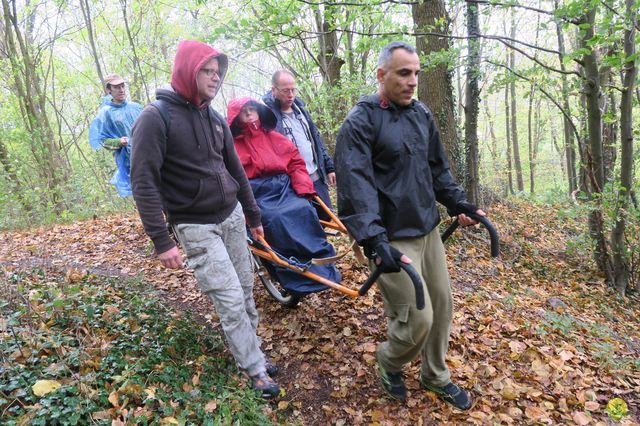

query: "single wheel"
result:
(251, 253), (301, 308)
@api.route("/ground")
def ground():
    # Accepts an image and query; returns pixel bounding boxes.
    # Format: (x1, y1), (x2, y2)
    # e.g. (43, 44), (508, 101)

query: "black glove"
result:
(363, 234), (385, 259)
(362, 235), (403, 273)
(374, 243), (404, 273)
(454, 201), (480, 217)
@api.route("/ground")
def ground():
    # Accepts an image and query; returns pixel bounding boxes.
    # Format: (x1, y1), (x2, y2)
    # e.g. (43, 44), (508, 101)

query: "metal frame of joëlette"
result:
(248, 195), (363, 297)
(247, 196), (500, 309)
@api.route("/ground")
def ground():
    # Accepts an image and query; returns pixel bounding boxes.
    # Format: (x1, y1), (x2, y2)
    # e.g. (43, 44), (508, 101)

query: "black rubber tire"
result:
(252, 253), (301, 308)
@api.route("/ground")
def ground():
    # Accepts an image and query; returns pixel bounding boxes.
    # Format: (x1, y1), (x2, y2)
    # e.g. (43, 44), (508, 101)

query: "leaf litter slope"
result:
(0, 200), (638, 425)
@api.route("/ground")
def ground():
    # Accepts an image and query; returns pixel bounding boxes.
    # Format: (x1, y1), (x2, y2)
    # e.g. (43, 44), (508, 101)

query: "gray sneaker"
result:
(265, 357), (279, 377)
(251, 372), (280, 399)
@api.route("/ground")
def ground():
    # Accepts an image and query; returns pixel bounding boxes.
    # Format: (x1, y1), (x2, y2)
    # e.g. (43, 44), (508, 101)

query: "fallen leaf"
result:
(584, 400), (599, 411)
(525, 406), (545, 421)
(278, 401), (290, 410)
(91, 410), (111, 420)
(204, 400), (217, 413)
(509, 340), (526, 354)
(144, 387), (156, 399)
(108, 390), (120, 408)
(192, 372), (200, 386)
(32, 380), (62, 397)
(501, 385), (519, 400)
(559, 350), (574, 361)
(572, 411), (591, 425)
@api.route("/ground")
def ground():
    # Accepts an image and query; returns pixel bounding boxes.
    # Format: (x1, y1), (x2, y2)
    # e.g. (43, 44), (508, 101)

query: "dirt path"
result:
(2, 203), (638, 425)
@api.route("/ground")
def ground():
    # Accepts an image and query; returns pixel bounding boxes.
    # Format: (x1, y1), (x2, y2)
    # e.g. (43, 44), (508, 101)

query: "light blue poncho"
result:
(89, 98), (143, 197)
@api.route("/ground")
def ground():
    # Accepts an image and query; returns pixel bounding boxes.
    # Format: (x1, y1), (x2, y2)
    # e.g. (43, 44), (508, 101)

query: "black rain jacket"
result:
(335, 94), (467, 246)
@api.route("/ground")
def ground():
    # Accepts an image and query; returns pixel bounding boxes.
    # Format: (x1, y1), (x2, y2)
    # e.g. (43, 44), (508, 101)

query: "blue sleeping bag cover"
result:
(251, 174), (341, 295)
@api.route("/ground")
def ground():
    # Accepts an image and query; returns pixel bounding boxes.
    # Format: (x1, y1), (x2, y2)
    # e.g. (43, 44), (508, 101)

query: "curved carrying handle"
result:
(440, 214), (500, 258)
(359, 263), (425, 310)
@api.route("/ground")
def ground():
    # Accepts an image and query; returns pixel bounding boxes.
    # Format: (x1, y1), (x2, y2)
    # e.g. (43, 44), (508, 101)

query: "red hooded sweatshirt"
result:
(170, 40), (228, 108)
(227, 97), (316, 197)
(131, 42), (260, 254)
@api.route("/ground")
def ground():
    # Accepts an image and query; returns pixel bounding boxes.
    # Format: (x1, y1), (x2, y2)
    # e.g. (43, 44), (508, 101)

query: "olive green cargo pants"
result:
(374, 227), (453, 387)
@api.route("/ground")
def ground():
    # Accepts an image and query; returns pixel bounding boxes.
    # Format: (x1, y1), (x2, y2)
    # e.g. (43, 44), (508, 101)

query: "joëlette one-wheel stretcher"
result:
(249, 195), (499, 308)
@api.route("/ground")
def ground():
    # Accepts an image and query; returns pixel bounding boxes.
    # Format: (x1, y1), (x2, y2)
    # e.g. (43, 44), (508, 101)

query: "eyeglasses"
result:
(200, 68), (219, 78)
(276, 87), (297, 95)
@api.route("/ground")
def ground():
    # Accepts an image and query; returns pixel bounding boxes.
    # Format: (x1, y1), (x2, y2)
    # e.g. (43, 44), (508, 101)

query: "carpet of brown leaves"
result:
(1, 200), (638, 425)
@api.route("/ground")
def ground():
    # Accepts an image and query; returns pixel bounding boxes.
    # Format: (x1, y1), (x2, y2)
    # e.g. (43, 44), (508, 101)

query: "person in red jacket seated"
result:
(229, 97), (316, 198)
(228, 97), (341, 296)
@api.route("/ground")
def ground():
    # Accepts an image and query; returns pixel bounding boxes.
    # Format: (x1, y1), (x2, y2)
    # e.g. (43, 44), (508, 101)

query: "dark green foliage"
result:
(0, 270), (273, 425)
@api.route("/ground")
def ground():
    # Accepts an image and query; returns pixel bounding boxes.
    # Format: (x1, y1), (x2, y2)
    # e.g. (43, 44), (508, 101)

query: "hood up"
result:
(170, 40), (228, 109)
(227, 97), (277, 136)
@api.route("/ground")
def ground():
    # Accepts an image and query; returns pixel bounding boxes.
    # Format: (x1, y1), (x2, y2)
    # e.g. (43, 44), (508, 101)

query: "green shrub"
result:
(0, 270), (273, 425)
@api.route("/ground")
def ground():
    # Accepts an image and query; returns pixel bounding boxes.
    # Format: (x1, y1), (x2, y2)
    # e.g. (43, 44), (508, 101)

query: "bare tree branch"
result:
(487, 60), (581, 144)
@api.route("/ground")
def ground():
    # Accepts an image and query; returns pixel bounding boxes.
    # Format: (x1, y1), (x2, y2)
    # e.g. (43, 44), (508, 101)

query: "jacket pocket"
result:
(162, 178), (200, 210)
(216, 168), (240, 206)
(186, 169), (240, 213)
(403, 134), (427, 157)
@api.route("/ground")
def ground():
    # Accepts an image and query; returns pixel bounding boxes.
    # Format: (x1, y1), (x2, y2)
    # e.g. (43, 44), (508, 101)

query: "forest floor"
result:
(1, 199), (639, 425)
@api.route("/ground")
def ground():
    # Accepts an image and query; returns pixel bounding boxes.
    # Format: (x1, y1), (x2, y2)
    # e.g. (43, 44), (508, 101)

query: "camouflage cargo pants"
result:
(174, 203), (266, 376)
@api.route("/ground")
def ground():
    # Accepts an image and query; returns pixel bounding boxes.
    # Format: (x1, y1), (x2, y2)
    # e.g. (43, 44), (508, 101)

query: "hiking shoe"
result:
(265, 357), (279, 377)
(251, 372), (280, 399)
(420, 378), (472, 410)
(378, 361), (407, 401)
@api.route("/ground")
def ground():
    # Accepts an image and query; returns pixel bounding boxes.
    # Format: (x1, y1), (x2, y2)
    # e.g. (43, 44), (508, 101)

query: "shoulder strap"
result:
(149, 99), (171, 136)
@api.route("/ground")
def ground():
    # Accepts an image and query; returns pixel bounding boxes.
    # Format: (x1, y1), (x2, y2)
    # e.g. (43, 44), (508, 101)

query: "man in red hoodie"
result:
(131, 40), (280, 399)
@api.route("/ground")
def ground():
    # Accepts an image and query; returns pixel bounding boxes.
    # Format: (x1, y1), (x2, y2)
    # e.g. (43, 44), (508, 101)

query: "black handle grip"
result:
(359, 267), (382, 296)
(359, 263), (425, 310)
(440, 214), (500, 258)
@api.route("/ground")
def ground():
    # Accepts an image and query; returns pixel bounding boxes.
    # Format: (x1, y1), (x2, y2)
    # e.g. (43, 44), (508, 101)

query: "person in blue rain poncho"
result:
(89, 74), (143, 197)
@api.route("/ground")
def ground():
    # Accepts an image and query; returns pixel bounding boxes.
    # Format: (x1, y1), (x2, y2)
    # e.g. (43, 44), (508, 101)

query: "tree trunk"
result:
(554, 13), (577, 195)
(482, 101), (502, 187)
(463, 0), (480, 203)
(79, 0), (104, 88)
(527, 84), (536, 194)
(612, 0), (636, 295)
(509, 10), (524, 192)
(314, 5), (344, 87)
(533, 96), (542, 188)
(120, 0), (150, 103)
(601, 81), (618, 183)
(412, 0), (461, 177)
(504, 80), (514, 196)
(580, 6), (614, 284)
(578, 91), (591, 196)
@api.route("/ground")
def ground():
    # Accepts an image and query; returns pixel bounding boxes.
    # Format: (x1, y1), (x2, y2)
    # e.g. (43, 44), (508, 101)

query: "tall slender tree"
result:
(554, 7), (577, 195)
(611, 0), (637, 295)
(1, 0), (71, 214)
(464, 0), (481, 203)
(509, 9), (524, 193)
